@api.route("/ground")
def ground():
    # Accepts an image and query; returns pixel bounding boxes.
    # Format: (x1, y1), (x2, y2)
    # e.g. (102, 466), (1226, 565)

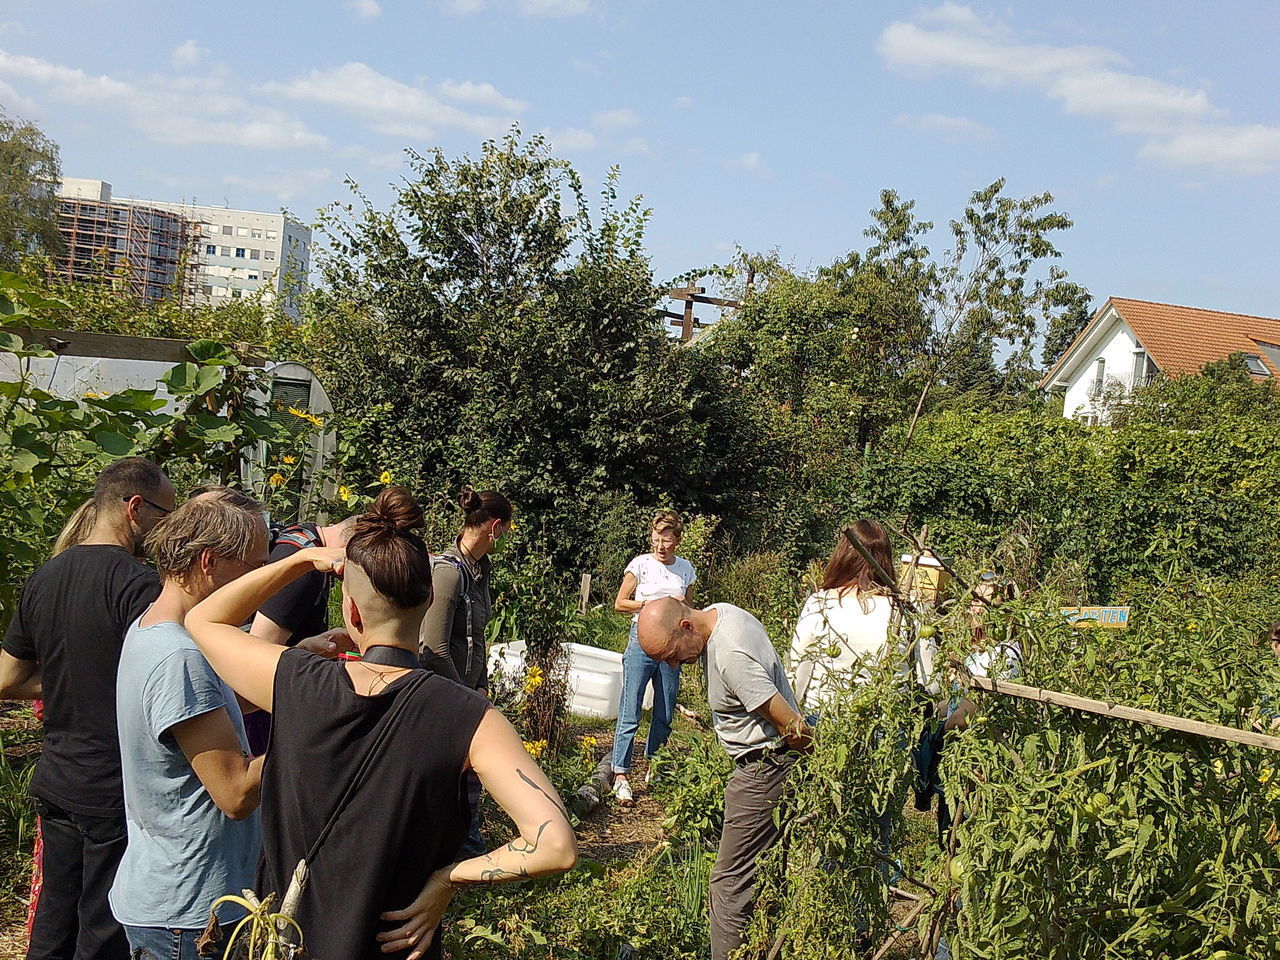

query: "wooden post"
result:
(968, 674), (1280, 753)
(578, 573), (591, 614)
(681, 281), (697, 341)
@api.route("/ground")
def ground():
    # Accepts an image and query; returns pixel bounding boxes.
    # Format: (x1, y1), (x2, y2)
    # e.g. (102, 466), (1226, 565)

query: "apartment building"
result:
(129, 198), (311, 318)
(54, 178), (191, 303)
(55, 179), (311, 317)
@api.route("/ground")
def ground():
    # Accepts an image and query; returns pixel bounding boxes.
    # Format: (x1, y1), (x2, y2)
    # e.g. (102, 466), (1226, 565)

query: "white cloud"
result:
(436, 79), (527, 113)
(338, 144), (405, 170)
(345, 0), (383, 19)
(673, 95), (694, 110)
(516, 0), (590, 15)
(264, 62), (514, 140)
(541, 127), (596, 151)
(443, 0), (588, 15)
(591, 107), (639, 130)
(170, 40), (207, 70)
(620, 137), (651, 155)
(894, 112), (993, 144)
(224, 168), (335, 203)
(877, 4), (1280, 175)
(728, 151), (765, 173)
(0, 49), (328, 151)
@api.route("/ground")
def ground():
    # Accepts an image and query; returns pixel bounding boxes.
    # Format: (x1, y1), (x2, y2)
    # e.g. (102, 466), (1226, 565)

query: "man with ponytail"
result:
(186, 487), (574, 960)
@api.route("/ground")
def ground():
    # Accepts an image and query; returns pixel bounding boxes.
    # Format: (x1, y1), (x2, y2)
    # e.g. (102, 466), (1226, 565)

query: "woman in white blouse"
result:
(610, 509), (696, 804)
(788, 520), (902, 712)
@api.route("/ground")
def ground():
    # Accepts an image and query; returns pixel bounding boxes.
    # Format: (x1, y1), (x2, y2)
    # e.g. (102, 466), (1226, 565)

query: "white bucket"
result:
(487, 640), (653, 720)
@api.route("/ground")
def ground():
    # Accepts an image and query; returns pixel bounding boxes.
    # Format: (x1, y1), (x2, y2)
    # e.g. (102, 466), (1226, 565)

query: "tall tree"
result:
(0, 110), (62, 270)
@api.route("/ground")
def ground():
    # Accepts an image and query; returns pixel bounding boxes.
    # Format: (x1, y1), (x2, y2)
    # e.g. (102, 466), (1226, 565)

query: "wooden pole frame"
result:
(969, 674), (1280, 753)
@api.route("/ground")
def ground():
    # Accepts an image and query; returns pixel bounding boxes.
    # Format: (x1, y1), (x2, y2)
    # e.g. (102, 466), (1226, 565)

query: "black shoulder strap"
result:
(303, 670), (426, 864)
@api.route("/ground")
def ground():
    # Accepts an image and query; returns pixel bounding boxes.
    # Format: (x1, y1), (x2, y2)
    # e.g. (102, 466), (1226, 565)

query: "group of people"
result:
(606, 514), (1017, 960)
(0, 454), (1013, 960)
(0, 458), (573, 960)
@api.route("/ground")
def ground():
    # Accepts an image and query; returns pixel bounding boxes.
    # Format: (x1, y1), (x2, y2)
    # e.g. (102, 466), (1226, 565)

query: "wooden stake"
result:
(578, 573), (591, 614)
(969, 675), (1280, 753)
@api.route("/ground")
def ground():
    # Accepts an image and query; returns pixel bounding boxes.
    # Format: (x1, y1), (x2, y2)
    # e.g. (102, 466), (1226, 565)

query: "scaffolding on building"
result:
(53, 197), (196, 304)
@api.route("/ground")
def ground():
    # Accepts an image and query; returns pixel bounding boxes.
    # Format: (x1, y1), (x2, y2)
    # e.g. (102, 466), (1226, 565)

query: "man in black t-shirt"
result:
(243, 516), (356, 755)
(0, 457), (174, 960)
(251, 516), (356, 648)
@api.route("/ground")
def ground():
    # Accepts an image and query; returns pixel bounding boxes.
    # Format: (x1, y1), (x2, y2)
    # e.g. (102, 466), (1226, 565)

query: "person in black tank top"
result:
(186, 487), (577, 960)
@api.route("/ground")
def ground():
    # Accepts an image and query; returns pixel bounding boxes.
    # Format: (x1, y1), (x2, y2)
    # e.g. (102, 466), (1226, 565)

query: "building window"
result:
(251, 228), (262, 239)
(201, 284), (214, 296)
(248, 273), (259, 280)
(235, 248), (246, 258)
(1243, 354), (1271, 377)
(264, 250), (276, 261)
(266, 229), (278, 241)
(205, 244), (217, 255)
(250, 248), (260, 259)
(1088, 358), (1105, 400)
(222, 225), (233, 236)
(234, 226), (247, 237)
(219, 246), (230, 256)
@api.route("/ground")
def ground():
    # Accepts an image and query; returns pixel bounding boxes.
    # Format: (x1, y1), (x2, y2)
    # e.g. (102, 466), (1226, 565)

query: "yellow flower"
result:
(379, 469), (393, 485)
(522, 739), (547, 760)
(581, 736), (598, 751)
(287, 406), (324, 427)
(282, 455), (297, 465)
(82, 390), (103, 399)
(268, 473), (286, 488)
(522, 665), (545, 695)
(338, 485), (352, 502)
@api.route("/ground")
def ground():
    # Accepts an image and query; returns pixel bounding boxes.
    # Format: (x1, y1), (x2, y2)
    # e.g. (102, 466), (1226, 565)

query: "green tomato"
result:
(918, 625), (937, 639)
(948, 856), (967, 882)
(825, 645), (842, 658)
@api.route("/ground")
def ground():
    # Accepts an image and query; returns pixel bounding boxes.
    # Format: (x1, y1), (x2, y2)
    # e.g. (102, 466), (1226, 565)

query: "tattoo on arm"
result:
(506, 819), (550, 856)
(516, 767), (568, 817)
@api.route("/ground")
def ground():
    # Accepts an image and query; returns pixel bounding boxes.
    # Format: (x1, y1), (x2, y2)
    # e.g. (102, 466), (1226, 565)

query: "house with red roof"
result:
(1039, 297), (1280, 422)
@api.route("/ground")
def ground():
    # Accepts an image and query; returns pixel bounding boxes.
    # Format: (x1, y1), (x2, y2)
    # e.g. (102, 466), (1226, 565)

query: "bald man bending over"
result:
(638, 597), (811, 960)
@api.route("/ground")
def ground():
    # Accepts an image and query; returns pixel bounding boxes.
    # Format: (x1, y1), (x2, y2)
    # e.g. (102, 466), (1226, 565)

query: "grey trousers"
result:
(709, 753), (796, 960)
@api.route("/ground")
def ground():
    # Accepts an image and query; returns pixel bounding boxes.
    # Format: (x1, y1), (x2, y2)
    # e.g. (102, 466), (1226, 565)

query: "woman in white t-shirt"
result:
(788, 520), (903, 713)
(609, 509), (696, 804)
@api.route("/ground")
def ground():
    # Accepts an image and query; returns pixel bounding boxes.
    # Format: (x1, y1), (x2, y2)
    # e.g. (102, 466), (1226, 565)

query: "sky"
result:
(2, 0), (1278, 326)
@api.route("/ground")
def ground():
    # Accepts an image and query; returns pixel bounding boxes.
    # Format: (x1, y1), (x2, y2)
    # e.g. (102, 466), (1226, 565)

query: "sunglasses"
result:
(123, 495), (172, 516)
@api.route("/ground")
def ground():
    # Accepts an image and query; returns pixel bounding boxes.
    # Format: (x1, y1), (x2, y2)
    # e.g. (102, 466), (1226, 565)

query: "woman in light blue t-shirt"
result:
(609, 509), (696, 804)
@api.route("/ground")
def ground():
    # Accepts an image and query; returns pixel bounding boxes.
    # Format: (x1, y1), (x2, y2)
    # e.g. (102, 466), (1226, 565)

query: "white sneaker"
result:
(613, 777), (634, 805)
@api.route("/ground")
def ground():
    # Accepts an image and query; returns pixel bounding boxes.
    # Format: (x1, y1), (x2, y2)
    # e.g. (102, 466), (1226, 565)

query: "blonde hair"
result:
(651, 508), (684, 539)
(146, 496), (264, 582)
(52, 499), (97, 557)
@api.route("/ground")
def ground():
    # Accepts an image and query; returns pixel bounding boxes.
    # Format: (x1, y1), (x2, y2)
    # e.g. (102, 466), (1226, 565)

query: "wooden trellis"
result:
(660, 280), (741, 341)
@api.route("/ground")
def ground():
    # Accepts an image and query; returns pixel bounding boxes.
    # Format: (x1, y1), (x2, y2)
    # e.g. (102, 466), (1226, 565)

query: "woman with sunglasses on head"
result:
(186, 487), (575, 960)
(610, 508), (697, 804)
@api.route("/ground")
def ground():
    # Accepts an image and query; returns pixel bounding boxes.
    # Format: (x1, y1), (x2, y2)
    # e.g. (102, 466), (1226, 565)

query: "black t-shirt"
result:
(256, 524), (329, 646)
(258, 650), (488, 960)
(2, 544), (160, 816)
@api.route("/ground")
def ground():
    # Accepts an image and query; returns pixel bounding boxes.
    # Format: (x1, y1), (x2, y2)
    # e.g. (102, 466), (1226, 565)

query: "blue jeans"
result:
(612, 624), (681, 774)
(124, 924), (228, 960)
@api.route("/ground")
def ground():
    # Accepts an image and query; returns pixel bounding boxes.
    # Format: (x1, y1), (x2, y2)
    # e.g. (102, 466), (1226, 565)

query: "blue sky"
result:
(2, 1), (1278, 327)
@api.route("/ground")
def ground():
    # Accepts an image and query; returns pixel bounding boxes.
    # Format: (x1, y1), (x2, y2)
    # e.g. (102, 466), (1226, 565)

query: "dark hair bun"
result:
(458, 487), (481, 513)
(359, 486), (424, 538)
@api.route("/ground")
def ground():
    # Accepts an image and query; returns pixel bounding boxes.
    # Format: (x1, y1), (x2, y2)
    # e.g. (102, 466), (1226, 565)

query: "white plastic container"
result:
(487, 640), (652, 720)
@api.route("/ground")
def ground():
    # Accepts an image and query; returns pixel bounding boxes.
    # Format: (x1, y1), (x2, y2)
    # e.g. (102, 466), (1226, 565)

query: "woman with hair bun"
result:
(186, 487), (574, 960)
(610, 508), (697, 805)
(418, 487), (513, 691)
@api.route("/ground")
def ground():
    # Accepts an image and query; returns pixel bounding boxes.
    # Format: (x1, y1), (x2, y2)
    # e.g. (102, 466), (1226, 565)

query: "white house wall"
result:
(1061, 318), (1142, 420)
